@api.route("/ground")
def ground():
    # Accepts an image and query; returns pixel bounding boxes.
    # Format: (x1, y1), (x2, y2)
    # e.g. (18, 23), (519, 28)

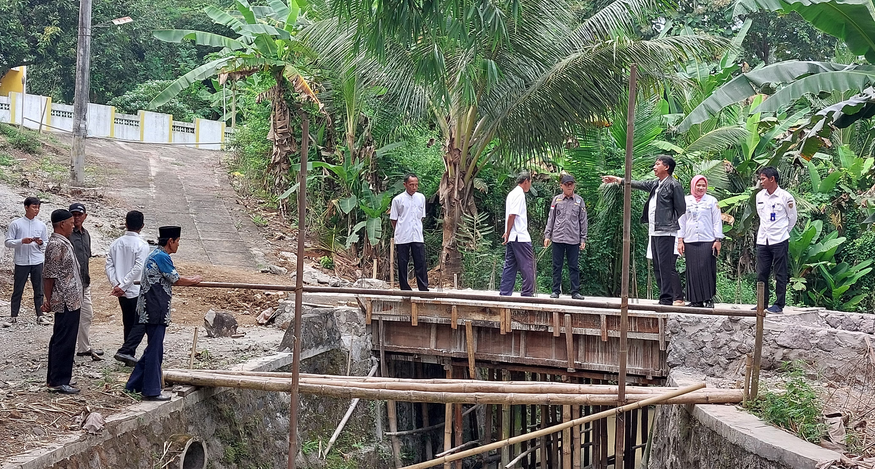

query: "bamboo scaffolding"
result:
(186, 369), (690, 394)
(398, 383), (705, 469)
(751, 282), (765, 400)
(175, 282), (756, 317)
(161, 370), (741, 405)
(385, 405), (481, 436)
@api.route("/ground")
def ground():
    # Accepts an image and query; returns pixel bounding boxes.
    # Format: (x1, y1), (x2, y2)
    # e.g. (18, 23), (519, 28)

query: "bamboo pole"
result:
(743, 354), (752, 404)
(562, 405), (572, 468)
(751, 281), (765, 400)
(175, 282), (757, 317)
(381, 320), (403, 468)
(322, 363), (379, 457)
(444, 367), (452, 469)
(398, 383), (705, 469)
(288, 112), (309, 469)
(162, 370), (742, 405)
(189, 327), (199, 369)
(616, 62), (639, 469)
(390, 239), (395, 289)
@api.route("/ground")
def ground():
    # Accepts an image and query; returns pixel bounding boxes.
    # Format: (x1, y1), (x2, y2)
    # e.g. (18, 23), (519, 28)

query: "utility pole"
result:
(71, 0), (93, 186)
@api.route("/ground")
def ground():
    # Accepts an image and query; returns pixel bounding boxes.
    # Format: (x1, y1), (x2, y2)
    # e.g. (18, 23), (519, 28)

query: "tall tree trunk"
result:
(263, 76), (295, 193)
(437, 133), (476, 283)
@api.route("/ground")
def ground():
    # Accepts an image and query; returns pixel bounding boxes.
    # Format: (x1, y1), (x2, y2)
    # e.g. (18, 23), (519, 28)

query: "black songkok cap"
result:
(158, 226), (182, 239)
(51, 209), (73, 224)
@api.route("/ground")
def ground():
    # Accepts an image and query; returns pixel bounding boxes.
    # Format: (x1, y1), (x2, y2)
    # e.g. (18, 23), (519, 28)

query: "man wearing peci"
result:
(126, 226), (202, 401)
(544, 174), (588, 300)
(390, 173), (429, 291)
(42, 209), (83, 394)
(755, 167), (797, 314)
(602, 155), (686, 306)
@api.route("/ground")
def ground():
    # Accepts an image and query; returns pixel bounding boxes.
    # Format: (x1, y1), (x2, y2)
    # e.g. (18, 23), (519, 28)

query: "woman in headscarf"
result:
(677, 175), (723, 307)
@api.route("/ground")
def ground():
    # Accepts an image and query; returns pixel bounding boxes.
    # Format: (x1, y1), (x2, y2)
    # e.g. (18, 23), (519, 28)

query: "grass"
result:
(251, 214), (269, 227)
(747, 361), (827, 443)
(0, 123), (43, 154)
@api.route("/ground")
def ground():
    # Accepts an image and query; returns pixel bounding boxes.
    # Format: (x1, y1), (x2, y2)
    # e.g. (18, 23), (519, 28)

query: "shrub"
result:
(0, 124), (42, 154)
(748, 361), (827, 443)
(843, 230), (875, 313)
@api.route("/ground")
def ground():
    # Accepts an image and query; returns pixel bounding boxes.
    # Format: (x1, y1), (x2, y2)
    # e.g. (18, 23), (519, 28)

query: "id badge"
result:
(770, 212), (776, 221)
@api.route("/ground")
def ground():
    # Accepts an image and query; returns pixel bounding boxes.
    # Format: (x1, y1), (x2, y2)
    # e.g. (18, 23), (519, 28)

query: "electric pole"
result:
(71, 0), (93, 186)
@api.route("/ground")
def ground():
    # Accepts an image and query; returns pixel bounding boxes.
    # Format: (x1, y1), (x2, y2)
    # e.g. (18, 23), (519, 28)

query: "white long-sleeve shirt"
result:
(678, 194), (723, 243)
(105, 231), (150, 298)
(756, 187), (797, 245)
(4, 216), (48, 266)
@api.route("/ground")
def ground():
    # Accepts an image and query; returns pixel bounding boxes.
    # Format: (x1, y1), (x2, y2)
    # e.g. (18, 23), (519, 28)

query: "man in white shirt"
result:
(105, 211), (150, 366)
(4, 196), (50, 326)
(499, 171), (535, 297)
(390, 174), (429, 291)
(755, 167), (797, 314)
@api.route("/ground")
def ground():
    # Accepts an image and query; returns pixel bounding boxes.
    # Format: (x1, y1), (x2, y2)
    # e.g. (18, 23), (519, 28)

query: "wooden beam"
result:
(564, 314), (575, 372)
(366, 300), (372, 325)
(451, 305), (458, 329)
(553, 312), (561, 338)
(465, 321), (476, 377)
(411, 301), (419, 326)
(600, 315), (607, 342)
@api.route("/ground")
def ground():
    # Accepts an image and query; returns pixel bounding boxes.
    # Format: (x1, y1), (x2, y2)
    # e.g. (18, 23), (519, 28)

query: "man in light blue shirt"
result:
(4, 196), (50, 326)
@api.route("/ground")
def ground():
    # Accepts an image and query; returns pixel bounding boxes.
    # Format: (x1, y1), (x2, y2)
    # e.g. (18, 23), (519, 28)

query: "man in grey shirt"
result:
(69, 203), (103, 360)
(4, 196), (49, 326)
(544, 174), (588, 299)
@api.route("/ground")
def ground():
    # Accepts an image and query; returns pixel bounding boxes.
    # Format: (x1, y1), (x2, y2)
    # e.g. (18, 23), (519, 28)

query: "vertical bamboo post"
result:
(615, 62), (638, 469)
(572, 402), (581, 468)
(454, 392), (463, 469)
(453, 274), (458, 290)
(751, 281), (765, 400)
(501, 370), (511, 466)
(465, 321), (476, 377)
(482, 368), (493, 467)
(444, 366), (453, 469)
(189, 327), (199, 369)
(381, 319), (403, 468)
(743, 354), (753, 404)
(417, 363), (433, 461)
(373, 258), (378, 279)
(288, 112), (309, 469)
(390, 239), (395, 289)
(562, 405), (572, 468)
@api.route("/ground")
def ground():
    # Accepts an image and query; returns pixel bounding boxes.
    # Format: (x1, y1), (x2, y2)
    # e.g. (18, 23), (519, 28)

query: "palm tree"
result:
(148, 0), (319, 192)
(309, 0), (725, 278)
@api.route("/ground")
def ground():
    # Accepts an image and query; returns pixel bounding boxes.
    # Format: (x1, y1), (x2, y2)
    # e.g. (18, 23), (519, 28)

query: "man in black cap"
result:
(69, 203), (102, 361)
(126, 226), (201, 401)
(42, 209), (83, 394)
(544, 174), (588, 299)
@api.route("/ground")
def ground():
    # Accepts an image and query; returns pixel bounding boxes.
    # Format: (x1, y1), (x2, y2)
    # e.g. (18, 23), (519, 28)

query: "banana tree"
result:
(312, 0), (725, 279)
(148, 0), (319, 191)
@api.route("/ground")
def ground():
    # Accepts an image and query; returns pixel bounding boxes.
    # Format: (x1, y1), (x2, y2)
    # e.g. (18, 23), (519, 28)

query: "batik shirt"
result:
(136, 246), (179, 326)
(43, 233), (82, 313)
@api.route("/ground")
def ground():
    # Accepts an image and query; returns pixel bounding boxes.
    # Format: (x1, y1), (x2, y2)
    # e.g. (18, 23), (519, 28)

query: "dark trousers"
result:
(397, 242), (429, 291)
(47, 307), (80, 386)
(551, 243), (580, 295)
(651, 236), (681, 304)
(11, 263), (44, 317)
(126, 324), (166, 397)
(499, 241), (535, 297)
(757, 240), (789, 307)
(117, 296), (146, 356)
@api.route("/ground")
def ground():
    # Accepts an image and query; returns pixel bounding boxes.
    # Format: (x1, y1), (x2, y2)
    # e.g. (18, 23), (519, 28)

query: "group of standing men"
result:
(4, 198), (199, 398)
(391, 156), (797, 314)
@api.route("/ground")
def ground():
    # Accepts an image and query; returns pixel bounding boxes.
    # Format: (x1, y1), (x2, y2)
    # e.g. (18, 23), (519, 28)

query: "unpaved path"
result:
(0, 133), (299, 464)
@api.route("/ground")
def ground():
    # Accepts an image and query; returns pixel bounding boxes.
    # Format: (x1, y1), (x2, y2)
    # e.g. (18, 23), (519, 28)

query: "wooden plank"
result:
(520, 330), (527, 357)
(466, 320), (476, 377)
(565, 314), (576, 372)
(505, 308), (513, 332)
(658, 317), (666, 351)
(411, 301), (419, 326)
(451, 305), (458, 329)
(553, 312), (561, 338)
(430, 324), (437, 350)
(600, 315), (608, 342)
(500, 308), (507, 335)
(366, 299), (372, 325)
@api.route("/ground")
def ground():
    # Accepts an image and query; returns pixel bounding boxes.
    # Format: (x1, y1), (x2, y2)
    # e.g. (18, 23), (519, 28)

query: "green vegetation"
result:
(0, 124), (42, 154)
(7, 0), (875, 310)
(748, 361), (827, 443)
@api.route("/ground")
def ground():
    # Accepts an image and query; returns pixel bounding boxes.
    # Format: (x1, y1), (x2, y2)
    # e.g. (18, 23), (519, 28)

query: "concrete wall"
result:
(0, 92), (230, 149)
(3, 307), (390, 469)
(0, 68), (25, 96)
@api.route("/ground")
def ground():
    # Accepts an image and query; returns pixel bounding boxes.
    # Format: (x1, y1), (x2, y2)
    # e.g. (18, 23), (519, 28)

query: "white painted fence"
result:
(0, 92), (229, 150)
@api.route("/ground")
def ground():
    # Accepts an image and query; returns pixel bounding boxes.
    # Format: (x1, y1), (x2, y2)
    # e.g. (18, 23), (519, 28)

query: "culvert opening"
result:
(180, 438), (206, 469)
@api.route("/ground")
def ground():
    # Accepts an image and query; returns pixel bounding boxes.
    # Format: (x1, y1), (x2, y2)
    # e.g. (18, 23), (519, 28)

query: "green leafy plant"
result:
(250, 214), (269, 227)
(319, 255), (334, 269)
(749, 361), (827, 443)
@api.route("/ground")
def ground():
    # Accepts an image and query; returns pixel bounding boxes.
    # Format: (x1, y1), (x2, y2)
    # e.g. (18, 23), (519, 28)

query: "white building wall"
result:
(114, 112), (140, 141)
(50, 103), (75, 133)
(87, 103), (114, 138)
(140, 111), (171, 143)
(0, 95), (10, 124)
(19, 93), (50, 130)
